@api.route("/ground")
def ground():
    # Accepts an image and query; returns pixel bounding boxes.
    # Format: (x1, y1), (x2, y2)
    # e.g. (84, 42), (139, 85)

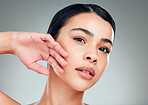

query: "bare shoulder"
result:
(0, 91), (20, 105)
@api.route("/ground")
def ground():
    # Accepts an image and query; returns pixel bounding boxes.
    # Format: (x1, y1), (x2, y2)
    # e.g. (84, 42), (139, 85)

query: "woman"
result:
(0, 3), (115, 105)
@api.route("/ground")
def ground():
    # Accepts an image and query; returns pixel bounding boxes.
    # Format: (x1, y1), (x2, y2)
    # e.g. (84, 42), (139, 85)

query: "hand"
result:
(11, 32), (68, 76)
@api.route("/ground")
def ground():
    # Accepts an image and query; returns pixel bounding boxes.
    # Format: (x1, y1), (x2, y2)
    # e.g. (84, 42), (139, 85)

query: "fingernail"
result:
(62, 61), (68, 66)
(62, 51), (68, 57)
(59, 69), (64, 73)
(65, 52), (68, 57)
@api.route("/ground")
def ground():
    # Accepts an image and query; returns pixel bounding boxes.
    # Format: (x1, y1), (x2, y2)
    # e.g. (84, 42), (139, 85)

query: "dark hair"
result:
(47, 4), (116, 40)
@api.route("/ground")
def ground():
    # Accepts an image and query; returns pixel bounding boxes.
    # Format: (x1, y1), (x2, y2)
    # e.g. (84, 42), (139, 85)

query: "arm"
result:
(0, 32), (20, 105)
(0, 31), (68, 104)
(0, 32), (14, 54)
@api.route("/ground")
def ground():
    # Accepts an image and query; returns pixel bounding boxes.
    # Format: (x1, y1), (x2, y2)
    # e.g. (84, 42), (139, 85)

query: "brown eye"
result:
(74, 37), (85, 44)
(99, 47), (109, 54)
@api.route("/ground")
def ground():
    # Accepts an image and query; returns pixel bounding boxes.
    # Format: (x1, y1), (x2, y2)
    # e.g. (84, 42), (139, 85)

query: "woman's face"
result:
(54, 13), (114, 91)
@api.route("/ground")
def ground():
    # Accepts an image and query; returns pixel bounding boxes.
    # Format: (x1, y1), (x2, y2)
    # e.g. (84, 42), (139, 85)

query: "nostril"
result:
(86, 57), (91, 60)
(93, 60), (97, 62)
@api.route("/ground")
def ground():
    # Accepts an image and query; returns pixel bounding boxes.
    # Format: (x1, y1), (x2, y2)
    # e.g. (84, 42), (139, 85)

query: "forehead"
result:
(64, 13), (113, 40)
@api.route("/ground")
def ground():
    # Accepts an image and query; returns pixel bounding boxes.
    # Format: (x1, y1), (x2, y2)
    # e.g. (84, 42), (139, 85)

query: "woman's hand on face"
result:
(11, 32), (68, 76)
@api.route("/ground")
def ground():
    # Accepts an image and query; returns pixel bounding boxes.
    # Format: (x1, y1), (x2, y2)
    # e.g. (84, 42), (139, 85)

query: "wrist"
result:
(0, 31), (15, 54)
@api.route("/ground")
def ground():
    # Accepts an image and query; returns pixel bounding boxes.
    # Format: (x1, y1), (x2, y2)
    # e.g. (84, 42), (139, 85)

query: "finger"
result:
(48, 56), (64, 73)
(27, 62), (50, 76)
(40, 33), (57, 46)
(49, 49), (67, 67)
(53, 42), (68, 58)
(31, 32), (56, 47)
(31, 32), (68, 57)
(48, 42), (54, 49)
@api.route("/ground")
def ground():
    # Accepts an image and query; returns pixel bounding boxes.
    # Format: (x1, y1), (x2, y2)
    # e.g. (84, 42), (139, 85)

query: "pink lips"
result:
(75, 66), (95, 79)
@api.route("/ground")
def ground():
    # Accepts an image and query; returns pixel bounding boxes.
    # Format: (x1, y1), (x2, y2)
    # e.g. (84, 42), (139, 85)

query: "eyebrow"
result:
(71, 28), (94, 37)
(71, 28), (112, 46)
(101, 38), (112, 46)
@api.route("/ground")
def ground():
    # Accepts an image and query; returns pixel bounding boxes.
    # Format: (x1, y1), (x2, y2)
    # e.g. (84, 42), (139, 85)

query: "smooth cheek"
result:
(62, 51), (88, 91)
(56, 37), (83, 87)
(94, 54), (108, 83)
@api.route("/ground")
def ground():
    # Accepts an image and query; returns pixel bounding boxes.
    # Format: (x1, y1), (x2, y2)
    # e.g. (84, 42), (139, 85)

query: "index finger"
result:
(40, 33), (57, 46)
(37, 32), (68, 57)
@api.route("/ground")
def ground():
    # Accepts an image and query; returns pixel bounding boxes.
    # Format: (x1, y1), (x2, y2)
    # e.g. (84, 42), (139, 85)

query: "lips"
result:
(75, 66), (95, 79)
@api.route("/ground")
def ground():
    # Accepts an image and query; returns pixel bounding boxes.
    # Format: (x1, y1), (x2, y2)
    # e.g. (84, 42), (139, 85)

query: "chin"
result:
(73, 85), (92, 92)
(66, 76), (96, 92)
(52, 65), (99, 92)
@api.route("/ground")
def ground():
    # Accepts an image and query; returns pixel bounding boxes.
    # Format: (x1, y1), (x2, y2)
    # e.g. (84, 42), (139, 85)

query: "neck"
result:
(38, 67), (84, 105)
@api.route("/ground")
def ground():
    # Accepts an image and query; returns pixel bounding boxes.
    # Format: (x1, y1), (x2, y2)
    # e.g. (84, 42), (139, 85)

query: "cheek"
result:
(60, 39), (83, 63)
(65, 46), (83, 64)
(98, 53), (108, 67)
(95, 54), (108, 80)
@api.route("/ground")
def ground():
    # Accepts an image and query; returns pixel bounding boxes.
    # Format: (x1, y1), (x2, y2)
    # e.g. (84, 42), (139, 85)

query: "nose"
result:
(83, 52), (98, 64)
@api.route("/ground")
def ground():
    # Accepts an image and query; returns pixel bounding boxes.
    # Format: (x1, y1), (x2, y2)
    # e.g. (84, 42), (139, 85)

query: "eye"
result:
(99, 47), (110, 54)
(74, 37), (85, 44)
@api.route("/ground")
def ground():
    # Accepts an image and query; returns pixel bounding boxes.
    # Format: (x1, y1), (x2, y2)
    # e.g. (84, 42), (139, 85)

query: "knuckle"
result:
(50, 50), (56, 57)
(55, 43), (60, 51)
(48, 34), (53, 39)
(56, 57), (61, 63)
(48, 56), (53, 65)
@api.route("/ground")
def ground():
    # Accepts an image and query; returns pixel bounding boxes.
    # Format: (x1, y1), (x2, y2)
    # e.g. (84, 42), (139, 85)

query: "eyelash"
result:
(74, 37), (110, 54)
(74, 37), (85, 44)
(99, 47), (110, 54)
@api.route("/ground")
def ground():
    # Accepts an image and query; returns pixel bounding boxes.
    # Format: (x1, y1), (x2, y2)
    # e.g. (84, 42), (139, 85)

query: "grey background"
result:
(0, 0), (148, 105)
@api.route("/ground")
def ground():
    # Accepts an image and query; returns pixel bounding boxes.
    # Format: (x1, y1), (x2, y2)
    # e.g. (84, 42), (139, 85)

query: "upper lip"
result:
(75, 66), (95, 76)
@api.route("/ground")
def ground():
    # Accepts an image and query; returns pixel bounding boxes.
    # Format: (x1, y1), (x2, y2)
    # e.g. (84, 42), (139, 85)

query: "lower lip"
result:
(76, 70), (93, 79)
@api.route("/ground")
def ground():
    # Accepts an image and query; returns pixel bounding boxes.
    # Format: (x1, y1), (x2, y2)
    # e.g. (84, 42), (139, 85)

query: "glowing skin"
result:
(51, 13), (114, 91)
(38, 13), (114, 105)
